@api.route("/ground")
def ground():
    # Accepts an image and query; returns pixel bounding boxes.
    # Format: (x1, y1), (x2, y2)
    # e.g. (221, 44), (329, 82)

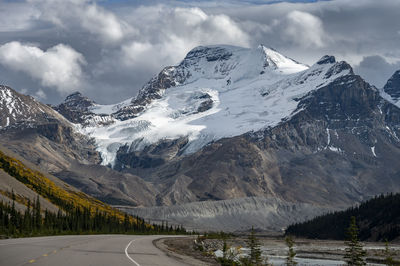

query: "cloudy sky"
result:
(0, 0), (399, 104)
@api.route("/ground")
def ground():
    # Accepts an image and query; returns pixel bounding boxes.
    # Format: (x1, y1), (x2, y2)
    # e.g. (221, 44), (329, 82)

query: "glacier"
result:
(76, 45), (352, 166)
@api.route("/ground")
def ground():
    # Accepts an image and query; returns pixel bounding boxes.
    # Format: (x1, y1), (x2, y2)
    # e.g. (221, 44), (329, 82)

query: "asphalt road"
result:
(0, 235), (190, 266)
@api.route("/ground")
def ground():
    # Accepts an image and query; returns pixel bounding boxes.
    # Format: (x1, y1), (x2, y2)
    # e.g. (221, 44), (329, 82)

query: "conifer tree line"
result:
(0, 193), (187, 237)
(285, 193), (400, 241)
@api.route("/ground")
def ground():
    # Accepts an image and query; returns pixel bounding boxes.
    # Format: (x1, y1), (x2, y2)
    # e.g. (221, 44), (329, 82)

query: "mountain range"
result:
(1, 44), (400, 231)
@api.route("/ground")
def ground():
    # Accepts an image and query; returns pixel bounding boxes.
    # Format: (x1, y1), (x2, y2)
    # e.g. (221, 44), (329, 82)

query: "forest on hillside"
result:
(0, 194), (186, 237)
(286, 193), (400, 241)
(0, 150), (187, 237)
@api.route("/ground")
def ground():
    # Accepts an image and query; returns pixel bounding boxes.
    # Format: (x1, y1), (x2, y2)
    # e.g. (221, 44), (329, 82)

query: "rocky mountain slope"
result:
(383, 70), (400, 105)
(120, 70), (400, 209)
(120, 197), (331, 232)
(0, 147), (60, 214)
(1, 45), (400, 231)
(54, 91), (114, 127)
(0, 144), (117, 216)
(0, 86), (155, 207)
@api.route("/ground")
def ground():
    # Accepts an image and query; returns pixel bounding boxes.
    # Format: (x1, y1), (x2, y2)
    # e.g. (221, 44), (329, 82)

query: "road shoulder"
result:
(153, 236), (217, 266)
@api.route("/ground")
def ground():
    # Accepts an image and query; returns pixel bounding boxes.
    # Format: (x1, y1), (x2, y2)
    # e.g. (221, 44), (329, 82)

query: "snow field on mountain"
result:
(79, 45), (351, 165)
(90, 97), (133, 115)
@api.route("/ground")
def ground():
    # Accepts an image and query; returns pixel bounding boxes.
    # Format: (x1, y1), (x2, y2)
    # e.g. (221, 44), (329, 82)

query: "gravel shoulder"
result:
(154, 236), (219, 265)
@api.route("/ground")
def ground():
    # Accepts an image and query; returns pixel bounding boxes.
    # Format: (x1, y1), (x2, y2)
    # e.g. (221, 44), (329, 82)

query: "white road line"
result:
(125, 239), (141, 266)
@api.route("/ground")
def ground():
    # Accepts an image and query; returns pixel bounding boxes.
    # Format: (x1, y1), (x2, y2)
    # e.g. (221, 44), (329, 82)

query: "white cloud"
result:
(29, 0), (129, 43)
(0, 3), (39, 32)
(2, 0), (400, 103)
(0, 42), (86, 93)
(34, 89), (47, 100)
(354, 55), (400, 88)
(92, 5), (251, 94)
(282, 10), (326, 48)
(118, 6), (250, 69)
(80, 4), (126, 42)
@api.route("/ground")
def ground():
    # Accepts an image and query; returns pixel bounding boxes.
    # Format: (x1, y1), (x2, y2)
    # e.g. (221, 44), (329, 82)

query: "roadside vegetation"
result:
(190, 215), (399, 266)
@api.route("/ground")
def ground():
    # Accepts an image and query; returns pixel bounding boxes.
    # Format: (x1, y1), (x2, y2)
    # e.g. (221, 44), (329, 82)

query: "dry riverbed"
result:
(160, 236), (400, 265)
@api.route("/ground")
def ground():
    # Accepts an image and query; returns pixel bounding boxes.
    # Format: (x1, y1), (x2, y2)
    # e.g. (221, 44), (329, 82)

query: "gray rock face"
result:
(317, 55), (336, 65)
(113, 67), (179, 120)
(54, 92), (114, 127)
(0, 86), (101, 166)
(196, 94), (213, 113)
(62, 92), (96, 111)
(54, 92), (95, 124)
(185, 46), (233, 63)
(122, 197), (332, 232)
(0, 85), (68, 129)
(114, 137), (188, 171)
(384, 70), (400, 100)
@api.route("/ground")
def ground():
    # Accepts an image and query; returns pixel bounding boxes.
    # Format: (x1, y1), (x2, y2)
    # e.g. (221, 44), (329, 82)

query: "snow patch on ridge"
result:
(262, 46), (308, 74)
(380, 88), (400, 109)
(371, 146), (377, 157)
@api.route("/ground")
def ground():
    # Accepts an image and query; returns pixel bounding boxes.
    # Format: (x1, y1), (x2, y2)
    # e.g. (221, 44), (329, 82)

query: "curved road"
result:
(0, 235), (190, 266)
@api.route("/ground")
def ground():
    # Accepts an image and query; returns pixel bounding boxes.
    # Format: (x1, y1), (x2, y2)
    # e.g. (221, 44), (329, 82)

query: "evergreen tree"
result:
(216, 236), (237, 266)
(10, 199), (16, 235)
(285, 236), (297, 266)
(222, 237), (228, 260)
(384, 240), (395, 266)
(34, 195), (41, 230)
(246, 227), (263, 265)
(123, 213), (129, 232)
(23, 199), (32, 233)
(0, 203), (4, 229)
(344, 216), (366, 266)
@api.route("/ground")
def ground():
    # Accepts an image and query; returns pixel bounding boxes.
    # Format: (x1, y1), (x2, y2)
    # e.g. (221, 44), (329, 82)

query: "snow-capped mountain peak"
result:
(70, 45), (354, 166)
(260, 45), (308, 74)
(128, 45), (308, 110)
(175, 44), (308, 83)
